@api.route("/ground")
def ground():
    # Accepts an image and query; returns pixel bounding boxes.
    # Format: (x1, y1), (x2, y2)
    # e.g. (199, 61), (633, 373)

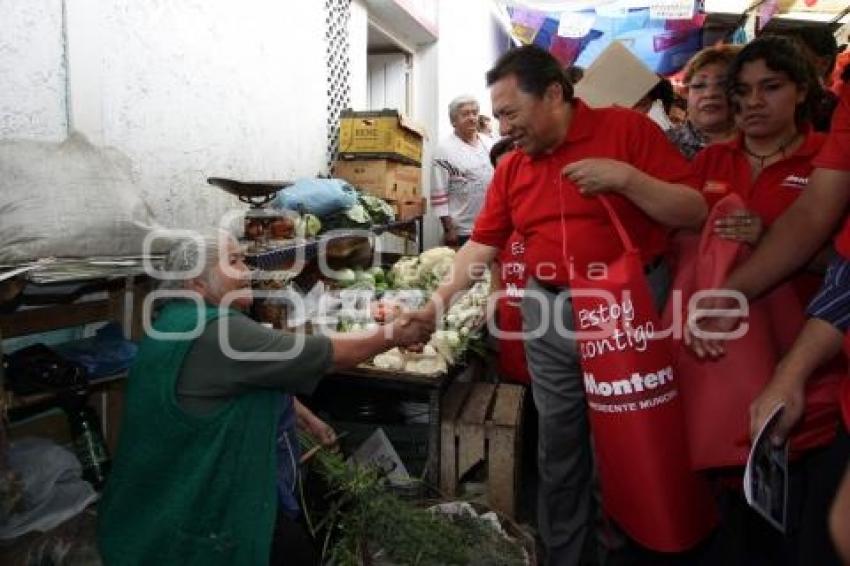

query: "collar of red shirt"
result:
(727, 124), (822, 160)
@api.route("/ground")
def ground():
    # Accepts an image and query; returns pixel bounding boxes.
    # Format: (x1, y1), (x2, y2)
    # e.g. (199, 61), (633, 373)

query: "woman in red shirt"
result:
(688, 35), (842, 565)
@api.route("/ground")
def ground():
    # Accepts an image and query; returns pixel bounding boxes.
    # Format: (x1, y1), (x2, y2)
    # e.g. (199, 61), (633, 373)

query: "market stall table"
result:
(313, 361), (472, 486)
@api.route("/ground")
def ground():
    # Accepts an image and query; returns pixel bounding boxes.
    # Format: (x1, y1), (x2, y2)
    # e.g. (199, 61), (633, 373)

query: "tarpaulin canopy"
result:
(496, 0), (847, 75)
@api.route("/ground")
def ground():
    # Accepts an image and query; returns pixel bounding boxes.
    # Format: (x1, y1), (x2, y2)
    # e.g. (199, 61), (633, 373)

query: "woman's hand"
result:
(714, 210), (764, 244)
(295, 399), (337, 447)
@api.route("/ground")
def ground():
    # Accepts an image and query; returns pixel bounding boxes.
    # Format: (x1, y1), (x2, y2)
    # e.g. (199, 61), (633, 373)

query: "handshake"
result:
(385, 309), (437, 348)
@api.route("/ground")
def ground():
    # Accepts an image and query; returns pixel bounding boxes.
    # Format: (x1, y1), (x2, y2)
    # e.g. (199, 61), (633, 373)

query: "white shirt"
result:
(430, 133), (494, 236)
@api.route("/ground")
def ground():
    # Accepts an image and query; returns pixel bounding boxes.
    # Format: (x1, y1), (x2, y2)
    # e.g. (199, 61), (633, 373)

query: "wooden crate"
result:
(334, 159), (421, 201)
(440, 382), (526, 518)
(391, 197), (426, 221)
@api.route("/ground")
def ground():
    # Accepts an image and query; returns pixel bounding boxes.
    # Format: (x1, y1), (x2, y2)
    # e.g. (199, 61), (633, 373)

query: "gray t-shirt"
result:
(178, 312), (334, 415)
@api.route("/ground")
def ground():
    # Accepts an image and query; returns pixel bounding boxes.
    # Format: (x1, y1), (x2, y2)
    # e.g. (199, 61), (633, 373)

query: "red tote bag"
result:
(496, 233), (531, 384)
(569, 195), (717, 553)
(666, 194), (840, 469)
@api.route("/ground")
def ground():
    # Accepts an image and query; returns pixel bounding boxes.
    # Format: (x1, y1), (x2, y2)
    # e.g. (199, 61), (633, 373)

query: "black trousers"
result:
(269, 512), (318, 566)
(699, 424), (850, 566)
(605, 425), (850, 566)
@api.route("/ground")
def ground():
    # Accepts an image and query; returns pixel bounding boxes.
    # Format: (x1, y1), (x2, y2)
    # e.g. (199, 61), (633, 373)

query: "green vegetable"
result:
(344, 204), (372, 225)
(295, 213), (322, 237)
(299, 434), (527, 566)
(335, 268), (357, 286)
(358, 194), (396, 224)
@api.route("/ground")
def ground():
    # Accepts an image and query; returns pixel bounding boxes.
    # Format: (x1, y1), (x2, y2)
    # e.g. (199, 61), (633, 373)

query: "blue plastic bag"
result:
(272, 178), (358, 217)
(52, 323), (138, 379)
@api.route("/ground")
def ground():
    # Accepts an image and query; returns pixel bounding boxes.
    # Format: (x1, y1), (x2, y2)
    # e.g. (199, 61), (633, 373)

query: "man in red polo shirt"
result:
(411, 46), (706, 566)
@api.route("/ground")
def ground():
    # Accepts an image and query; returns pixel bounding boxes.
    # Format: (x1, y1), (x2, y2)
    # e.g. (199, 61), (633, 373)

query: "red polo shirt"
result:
(471, 100), (696, 286)
(813, 86), (850, 258)
(691, 130), (827, 303)
(817, 86), (850, 428)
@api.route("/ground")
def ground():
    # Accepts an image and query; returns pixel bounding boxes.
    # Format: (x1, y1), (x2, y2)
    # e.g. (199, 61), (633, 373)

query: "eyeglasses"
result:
(687, 79), (727, 93)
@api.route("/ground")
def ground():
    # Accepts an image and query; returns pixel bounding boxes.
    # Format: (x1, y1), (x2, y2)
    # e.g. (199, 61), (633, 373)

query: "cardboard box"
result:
(338, 109), (426, 165)
(574, 40), (659, 109)
(334, 159), (421, 200)
(391, 197), (426, 221)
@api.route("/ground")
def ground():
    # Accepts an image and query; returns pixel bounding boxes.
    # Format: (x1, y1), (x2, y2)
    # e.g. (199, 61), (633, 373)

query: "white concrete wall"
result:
(0, 0), (507, 245)
(0, 0), (68, 141)
(419, 0), (509, 249)
(345, 0), (509, 250)
(350, 0), (370, 111)
(2, 0), (328, 231)
(435, 0), (511, 142)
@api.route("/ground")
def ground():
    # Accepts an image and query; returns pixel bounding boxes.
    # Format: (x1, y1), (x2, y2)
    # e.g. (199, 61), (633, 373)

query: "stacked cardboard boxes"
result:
(335, 109), (427, 221)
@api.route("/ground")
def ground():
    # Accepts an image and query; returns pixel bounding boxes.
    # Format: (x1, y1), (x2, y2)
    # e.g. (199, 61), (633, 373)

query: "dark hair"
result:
(565, 65), (585, 85)
(726, 35), (823, 125)
(489, 137), (515, 167)
(647, 76), (676, 114)
(779, 27), (839, 76)
(486, 45), (573, 101)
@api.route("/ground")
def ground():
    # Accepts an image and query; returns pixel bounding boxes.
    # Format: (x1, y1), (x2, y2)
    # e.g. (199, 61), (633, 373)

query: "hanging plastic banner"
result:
(596, 1), (630, 18)
(510, 7), (547, 44)
(558, 11), (596, 38)
(534, 17), (562, 48)
(758, 0), (779, 31)
(649, 0), (695, 20)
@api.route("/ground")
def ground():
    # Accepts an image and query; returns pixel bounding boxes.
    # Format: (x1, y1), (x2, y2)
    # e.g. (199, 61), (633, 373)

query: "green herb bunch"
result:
(299, 434), (526, 566)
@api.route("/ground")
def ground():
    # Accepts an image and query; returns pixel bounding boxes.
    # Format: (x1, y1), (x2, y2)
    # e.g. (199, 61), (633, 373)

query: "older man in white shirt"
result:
(431, 95), (495, 247)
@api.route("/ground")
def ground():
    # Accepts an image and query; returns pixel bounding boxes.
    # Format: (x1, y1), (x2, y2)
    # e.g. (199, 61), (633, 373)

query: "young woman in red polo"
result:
(742, 54), (850, 565)
(683, 36), (844, 564)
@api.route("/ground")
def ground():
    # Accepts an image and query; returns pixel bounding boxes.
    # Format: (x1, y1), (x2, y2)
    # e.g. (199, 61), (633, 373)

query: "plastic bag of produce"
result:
(272, 178), (358, 217)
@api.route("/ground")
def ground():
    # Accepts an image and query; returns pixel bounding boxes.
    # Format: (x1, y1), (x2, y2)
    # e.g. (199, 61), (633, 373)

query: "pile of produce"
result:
(301, 435), (527, 566)
(320, 192), (396, 232)
(332, 266), (390, 293)
(389, 246), (456, 291)
(326, 247), (489, 375)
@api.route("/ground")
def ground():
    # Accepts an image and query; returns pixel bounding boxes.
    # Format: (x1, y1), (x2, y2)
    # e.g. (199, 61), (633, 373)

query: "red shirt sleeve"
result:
(470, 153), (515, 250)
(626, 111), (700, 190)
(814, 86), (850, 171)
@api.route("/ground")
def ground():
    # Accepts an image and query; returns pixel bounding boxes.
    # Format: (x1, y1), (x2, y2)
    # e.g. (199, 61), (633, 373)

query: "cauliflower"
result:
(430, 330), (462, 365)
(418, 247), (455, 272)
(417, 247), (455, 290)
(404, 356), (447, 375)
(390, 257), (420, 288)
(373, 348), (405, 370)
(372, 345), (447, 375)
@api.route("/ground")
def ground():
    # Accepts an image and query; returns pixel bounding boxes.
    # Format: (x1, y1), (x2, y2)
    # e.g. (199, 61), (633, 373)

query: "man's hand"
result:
(443, 225), (459, 247)
(749, 318), (844, 446)
(684, 294), (745, 359)
(749, 372), (805, 447)
(390, 312), (435, 347)
(562, 158), (636, 196)
(714, 210), (764, 245)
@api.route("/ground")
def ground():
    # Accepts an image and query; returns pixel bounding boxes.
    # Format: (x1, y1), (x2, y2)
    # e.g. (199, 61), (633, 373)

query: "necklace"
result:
(743, 131), (800, 169)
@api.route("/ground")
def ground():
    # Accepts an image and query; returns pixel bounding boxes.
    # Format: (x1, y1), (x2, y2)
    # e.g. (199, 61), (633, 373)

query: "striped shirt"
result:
(431, 132), (494, 236)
